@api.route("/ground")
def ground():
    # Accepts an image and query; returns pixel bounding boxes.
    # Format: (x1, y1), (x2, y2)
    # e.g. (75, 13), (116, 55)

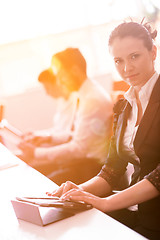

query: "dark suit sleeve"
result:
(98, 99), (128, 188)
(145, 164), (160, 192)
(98, 135), (127, 188)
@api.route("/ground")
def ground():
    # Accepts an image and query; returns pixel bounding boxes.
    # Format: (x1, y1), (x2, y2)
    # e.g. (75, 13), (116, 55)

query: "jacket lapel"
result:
(134, 76), (160, 152)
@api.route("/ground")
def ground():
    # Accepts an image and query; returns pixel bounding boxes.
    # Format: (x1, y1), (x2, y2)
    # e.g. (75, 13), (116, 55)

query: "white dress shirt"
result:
(34, 78), (113, 164)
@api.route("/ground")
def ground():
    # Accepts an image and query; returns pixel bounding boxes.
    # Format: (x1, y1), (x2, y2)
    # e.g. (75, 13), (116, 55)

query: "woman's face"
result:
(110, 36), (157, 90)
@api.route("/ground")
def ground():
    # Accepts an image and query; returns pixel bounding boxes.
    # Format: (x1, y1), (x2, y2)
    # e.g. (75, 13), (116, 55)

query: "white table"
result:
(0, 144), (147, 240)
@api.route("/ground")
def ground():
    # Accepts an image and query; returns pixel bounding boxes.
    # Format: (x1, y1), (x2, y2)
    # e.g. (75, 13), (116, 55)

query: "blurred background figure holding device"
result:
(18, 48), (113, 185)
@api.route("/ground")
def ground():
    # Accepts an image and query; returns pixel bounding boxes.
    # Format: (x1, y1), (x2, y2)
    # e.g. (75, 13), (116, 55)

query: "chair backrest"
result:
(111, 80), (129, 103)
(113, 80), (130, 92)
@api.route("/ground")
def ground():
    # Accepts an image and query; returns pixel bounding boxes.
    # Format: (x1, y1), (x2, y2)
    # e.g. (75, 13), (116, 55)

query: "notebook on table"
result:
(0, 119), (22, 156)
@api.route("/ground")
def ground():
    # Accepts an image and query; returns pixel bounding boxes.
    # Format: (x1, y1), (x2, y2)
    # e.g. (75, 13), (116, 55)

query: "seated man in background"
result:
(19, 48), (113, 185)
(22, 68), (72, 147)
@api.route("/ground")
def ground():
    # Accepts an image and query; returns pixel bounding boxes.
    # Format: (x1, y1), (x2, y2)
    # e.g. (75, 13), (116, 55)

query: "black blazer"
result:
(100, 76), (160, 230)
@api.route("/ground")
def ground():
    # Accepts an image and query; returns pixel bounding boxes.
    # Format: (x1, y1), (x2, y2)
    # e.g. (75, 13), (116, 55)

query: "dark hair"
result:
(53, 48), (87, 75)
(108, 21), (157, 50)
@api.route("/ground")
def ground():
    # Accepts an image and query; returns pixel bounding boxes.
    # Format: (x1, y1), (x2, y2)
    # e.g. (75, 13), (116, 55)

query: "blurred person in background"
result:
(19, 48), (113, 185)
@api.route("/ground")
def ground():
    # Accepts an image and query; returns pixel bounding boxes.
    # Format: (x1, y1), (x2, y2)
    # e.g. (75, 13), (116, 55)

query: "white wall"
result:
(0, 22), (119, 97)
(3, 87), (56, 132)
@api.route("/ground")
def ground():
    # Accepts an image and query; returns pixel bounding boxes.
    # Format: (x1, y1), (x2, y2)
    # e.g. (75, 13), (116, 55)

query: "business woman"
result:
(47, 20), (160, 240)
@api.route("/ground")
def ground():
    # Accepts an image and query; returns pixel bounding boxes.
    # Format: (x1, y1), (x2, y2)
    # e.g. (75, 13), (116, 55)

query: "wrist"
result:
(101, 197), (113, 212)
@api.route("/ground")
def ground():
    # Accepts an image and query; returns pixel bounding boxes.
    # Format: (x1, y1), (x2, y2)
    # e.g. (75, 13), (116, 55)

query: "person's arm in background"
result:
(20, 128), (54, 147)
(20, 128), (72, 147)
(18, 128), (72, 162)
(32, 89), (113, 165)
(18, 83), (113, 165)
(19, 95), (75, 148)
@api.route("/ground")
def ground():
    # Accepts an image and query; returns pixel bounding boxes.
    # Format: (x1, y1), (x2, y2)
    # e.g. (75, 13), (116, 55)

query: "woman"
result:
(47, 21), (160, 240)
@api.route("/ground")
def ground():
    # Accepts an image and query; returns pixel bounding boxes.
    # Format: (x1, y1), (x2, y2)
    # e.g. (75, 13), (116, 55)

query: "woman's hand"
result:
(61, 188), (108, 212)
(46, 181), (80, 198)
(46, 180), (108, 212)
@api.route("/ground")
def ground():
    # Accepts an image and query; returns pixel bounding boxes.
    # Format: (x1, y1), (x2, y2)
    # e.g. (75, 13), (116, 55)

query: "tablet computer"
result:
(16, 196), (93, 211)
(11, 199), (74, 226)
(11, 197), (92, 226)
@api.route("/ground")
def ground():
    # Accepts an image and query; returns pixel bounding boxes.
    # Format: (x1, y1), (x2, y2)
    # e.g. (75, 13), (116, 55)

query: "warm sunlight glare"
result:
(0, 0), (142, 45)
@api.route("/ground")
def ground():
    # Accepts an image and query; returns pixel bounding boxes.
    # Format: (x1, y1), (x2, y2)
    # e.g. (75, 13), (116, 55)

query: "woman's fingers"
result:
(46, 183), (66, 197)
(61, 188), (88, 201)
(61, 189), (107, 212)
(69, 194), (94, 205)
(46, 181), (78, 197)
(61, 181), (79, 196)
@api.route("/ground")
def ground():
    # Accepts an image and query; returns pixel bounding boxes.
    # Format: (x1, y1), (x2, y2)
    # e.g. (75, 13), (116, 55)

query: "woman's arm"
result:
(47, 176), (112, 198)
(104, 179), (159, 212)
(80, 176), (112, 197)
(61, 179), (159, 213)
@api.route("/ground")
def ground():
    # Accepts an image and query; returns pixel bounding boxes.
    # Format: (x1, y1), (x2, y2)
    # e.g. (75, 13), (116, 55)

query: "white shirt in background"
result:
(34, 78), (113, 164)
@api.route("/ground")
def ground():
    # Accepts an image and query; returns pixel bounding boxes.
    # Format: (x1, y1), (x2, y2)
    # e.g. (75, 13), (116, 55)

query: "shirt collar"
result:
(124, 72), (159, 107)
